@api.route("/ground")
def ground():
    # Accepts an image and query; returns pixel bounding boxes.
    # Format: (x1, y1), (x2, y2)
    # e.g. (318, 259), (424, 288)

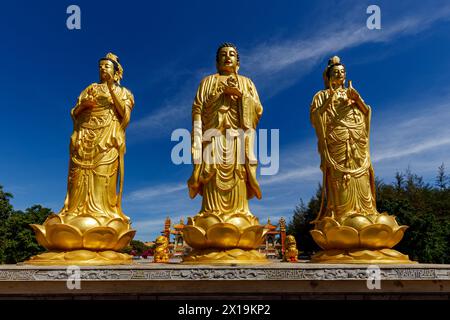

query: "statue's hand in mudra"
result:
(320, 88), (337, 113)
(103, 72), (115, 87)
(82, 87), (97, 108)
(226, 76), (238, 88)
(347, 80), (362, 103)
(222, 85), (242, 97)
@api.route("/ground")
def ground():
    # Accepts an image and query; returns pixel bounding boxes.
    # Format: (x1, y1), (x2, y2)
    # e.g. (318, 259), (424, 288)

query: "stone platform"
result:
(0, 261), (449, 300)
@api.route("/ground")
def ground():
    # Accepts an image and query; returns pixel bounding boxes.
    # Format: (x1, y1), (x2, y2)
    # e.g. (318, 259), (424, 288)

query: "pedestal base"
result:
(182, 248), (270, 265)
(311, 248), (416, 264)
(2, 262), (449, 299)
(25, 250), (133, 266)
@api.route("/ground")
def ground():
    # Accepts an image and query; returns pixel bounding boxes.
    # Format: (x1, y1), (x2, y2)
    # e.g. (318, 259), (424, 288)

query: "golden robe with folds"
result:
(60, 83), (134, 221)
(188, 74), (263, 216)
(310, 89), (378, 222)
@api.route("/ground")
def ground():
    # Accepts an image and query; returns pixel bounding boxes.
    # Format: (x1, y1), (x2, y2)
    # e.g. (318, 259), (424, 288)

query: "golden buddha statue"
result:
(309, 56), (414, 263)
(182, 43), (268, 264)
(27, 53), (136, 265)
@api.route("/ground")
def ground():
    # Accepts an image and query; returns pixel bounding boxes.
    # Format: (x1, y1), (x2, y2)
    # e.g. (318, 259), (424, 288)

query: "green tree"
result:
(286, 186), (321, 256)
(0, 185), (14, 221)
(436, 163), (449, 190)
(0, 185), (15, 261)
(1, 184), (52, 264)
(1, 205), (51, 264)
(376, 168), (450, 263)
(122, 240), (151, 256)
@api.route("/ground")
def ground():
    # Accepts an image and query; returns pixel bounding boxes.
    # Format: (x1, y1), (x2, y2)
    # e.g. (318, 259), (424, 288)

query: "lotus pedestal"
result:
(26, 214), (135, 265)
(181, 213), (270, 265)
(310, 214), (416, 264)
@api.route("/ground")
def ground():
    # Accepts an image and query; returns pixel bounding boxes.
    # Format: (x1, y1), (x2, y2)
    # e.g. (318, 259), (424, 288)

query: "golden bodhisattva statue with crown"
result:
(309, 56), (414, 263)
(27, 53), (136, 265)
(182, 43), (268, 264)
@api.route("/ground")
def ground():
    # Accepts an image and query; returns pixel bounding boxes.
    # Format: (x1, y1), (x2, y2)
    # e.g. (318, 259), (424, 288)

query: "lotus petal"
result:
(261, 227), (269, 238)
(65, 249), (97, 261)
(206, 223), (240, 249)
(366, 214), (379, 223)
(68, 216), (101, 233)
(83, 227), (118, 250)
(107, 218), (130, 234)
(44, 214), (62, 226)
(310, 230), (328, 249)
(30, 224), (52, 249)
(386, 226), (408, 248)
(238, 225), (265, 249)
(317, 217), (340, 233)
(360, 224), (393, 249)
(311, 249), (351, 262)
(225, 214), (253, 229)
(182, 225), (207, 249)
(187, 217), (194, 225)
(114, 230), (136, 251)
(33, 252), (66, 261)
(47, 223), (83, 250)
(342, 214), (373, 231)
(326, 226), (360, 249)
(348, 249), (382, 260)
(99, 250), (122, 260)
(375, 214), (400, 229)
(235, 251), (255, 260)
(194, 213), (222, 231)
(379, 248), (408, 258)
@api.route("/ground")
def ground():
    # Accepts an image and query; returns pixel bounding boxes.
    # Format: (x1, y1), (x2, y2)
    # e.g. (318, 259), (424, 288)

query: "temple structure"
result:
(259, 218), (286, 259)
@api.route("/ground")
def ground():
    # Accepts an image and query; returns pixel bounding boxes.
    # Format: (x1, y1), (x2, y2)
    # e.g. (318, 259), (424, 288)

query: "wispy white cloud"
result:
(132, 218), (167, 231)
(126, 183), (186, 201)
(261, 165), (319, 186)
(371, 101), (450, 163)
(373, 137), (450, 163)
(124, 180), (198, 240)
(129, 106), (185, 138)
(131, 218), (168, 241)
(128, 5), (450, 137)
(243, 6), (450, 95)
(127, 70), (207, 141)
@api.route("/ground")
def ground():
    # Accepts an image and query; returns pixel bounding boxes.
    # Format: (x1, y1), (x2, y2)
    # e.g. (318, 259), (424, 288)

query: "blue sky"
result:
(1, 0), (450, 241)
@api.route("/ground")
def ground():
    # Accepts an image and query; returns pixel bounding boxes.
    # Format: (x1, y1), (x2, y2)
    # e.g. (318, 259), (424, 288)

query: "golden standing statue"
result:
(27, 53), (136, 265)
(309, 56), (414, 263)
(182, 43), (268, 264)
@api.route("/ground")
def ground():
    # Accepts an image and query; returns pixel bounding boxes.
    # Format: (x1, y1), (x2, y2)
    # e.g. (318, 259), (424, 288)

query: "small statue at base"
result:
(154, 236), (170, 263)
(283, 235), (299, 262)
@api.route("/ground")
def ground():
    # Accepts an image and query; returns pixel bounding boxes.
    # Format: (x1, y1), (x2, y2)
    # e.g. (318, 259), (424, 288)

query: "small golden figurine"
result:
(309, 56), (413, 263)
(182, 43), (268, 264)
(27, 53), (136, 265)
(153, 236), (170, 263)
(283, 235), (299, 262)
